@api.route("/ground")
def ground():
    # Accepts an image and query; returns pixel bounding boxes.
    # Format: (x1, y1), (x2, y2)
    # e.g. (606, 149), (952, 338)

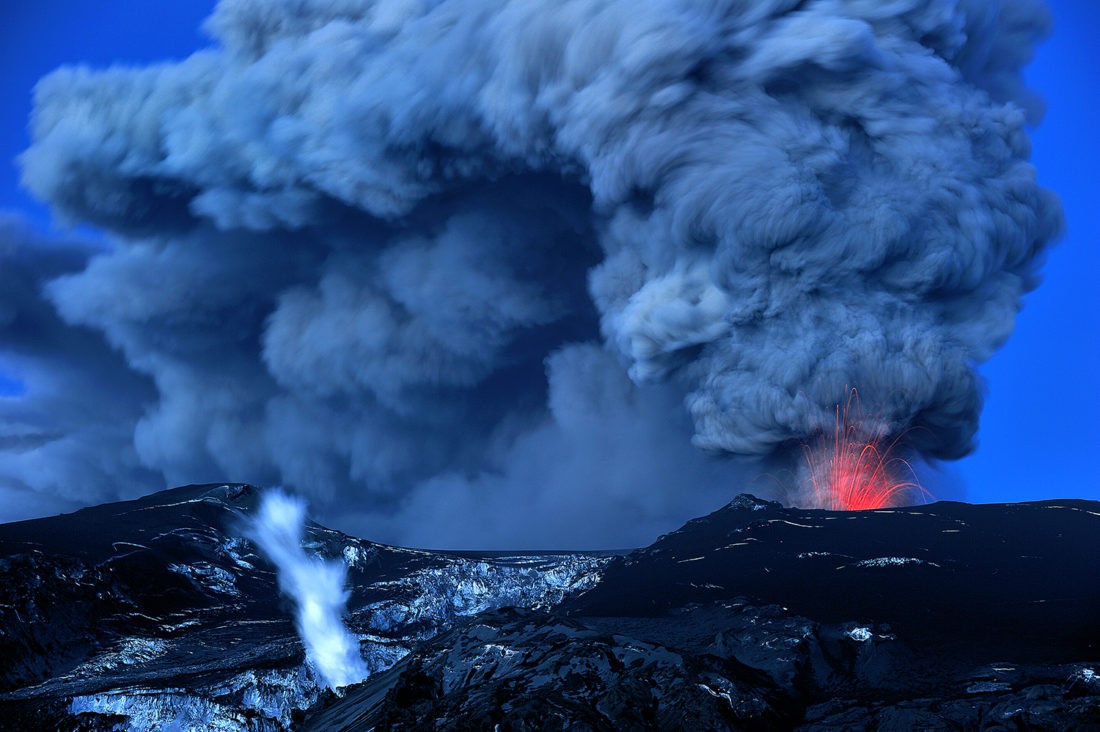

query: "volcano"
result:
(0, 484), (1096, 730)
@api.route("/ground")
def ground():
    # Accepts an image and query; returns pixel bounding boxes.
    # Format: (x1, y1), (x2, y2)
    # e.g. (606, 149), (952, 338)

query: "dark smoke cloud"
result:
(2, 0), (1061, 547)
(0, 216), (158, 518)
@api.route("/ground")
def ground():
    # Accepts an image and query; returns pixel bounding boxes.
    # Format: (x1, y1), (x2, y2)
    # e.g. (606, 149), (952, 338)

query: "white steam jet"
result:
(245, 490), (367, 689)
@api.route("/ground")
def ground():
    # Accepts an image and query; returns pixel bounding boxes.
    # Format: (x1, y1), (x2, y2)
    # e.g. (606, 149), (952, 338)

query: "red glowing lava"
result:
(801, 389), (932, 511)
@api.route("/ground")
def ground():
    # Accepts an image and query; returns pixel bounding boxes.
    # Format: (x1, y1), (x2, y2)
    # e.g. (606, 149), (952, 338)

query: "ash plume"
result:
(0, 0), (1062, 546)
(0, 215), (158, 517)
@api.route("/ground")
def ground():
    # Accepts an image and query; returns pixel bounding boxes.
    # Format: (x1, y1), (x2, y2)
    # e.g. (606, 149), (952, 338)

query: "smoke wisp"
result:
(244, 489), (367, 689)
(0, 0), (1062, 545)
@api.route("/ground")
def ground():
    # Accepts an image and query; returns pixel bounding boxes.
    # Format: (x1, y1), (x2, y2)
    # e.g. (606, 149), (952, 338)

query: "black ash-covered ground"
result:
(0, 485), (1096, 730)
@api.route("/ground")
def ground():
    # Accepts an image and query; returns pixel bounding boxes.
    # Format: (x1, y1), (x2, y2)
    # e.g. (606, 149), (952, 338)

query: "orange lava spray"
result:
(800, 388), (932, 510)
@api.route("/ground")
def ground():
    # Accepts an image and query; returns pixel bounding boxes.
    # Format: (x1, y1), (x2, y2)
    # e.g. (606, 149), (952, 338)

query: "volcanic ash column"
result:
(245, 490), (367, 689)
(11, 0), (1065, 540)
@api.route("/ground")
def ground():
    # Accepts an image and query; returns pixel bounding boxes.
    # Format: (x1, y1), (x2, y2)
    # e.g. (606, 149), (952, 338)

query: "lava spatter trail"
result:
(800, 389), (932, 511)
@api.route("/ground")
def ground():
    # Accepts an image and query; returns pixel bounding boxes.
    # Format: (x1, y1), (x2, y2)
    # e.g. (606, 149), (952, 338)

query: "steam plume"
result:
(245, 489), (367, 689)
(0, 0), (1062, 545)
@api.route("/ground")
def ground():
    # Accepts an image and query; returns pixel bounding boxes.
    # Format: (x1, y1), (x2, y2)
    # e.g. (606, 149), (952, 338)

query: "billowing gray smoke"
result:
(0, 216), (159, 518)
(1, 0), (1061, 547)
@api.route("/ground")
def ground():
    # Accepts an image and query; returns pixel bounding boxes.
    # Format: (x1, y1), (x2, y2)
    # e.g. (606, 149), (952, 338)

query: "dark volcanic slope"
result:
(1, 487), (1097, 730)
(568, 495), (1100, 660)
(0, 483), (280, 695)
(0, 484), (606, 730)
(306, 495), (1100, 731)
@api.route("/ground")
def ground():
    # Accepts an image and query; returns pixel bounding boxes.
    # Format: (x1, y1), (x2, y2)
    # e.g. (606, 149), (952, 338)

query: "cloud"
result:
(0, 215), (158, 517)
(3, 0), (1062, 546)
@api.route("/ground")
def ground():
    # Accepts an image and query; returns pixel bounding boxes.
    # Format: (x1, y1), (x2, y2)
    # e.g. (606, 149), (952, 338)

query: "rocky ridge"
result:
(0, 485), (1097, 730)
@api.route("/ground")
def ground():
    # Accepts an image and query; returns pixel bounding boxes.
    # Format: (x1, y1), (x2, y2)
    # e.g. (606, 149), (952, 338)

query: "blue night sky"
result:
(0, 1), (1096, 540)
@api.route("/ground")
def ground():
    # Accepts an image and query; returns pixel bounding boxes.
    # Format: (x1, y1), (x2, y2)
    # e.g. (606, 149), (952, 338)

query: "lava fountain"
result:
(800, 389), (932, 511)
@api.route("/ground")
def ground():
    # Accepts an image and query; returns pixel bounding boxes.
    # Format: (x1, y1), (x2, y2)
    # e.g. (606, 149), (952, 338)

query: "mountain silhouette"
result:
(0, 486), (1096, 729)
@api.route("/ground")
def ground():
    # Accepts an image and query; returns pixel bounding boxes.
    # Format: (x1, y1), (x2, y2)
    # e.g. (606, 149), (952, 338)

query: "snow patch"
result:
(69, 665), (322, 731)
(168, 562), (239, 596)
(75, 638), (169, 674)
(364, 555), (606, 633)
(852, 557), (939, 568)
(846, 627), (872, 642)
(342, 544), (375, 567)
